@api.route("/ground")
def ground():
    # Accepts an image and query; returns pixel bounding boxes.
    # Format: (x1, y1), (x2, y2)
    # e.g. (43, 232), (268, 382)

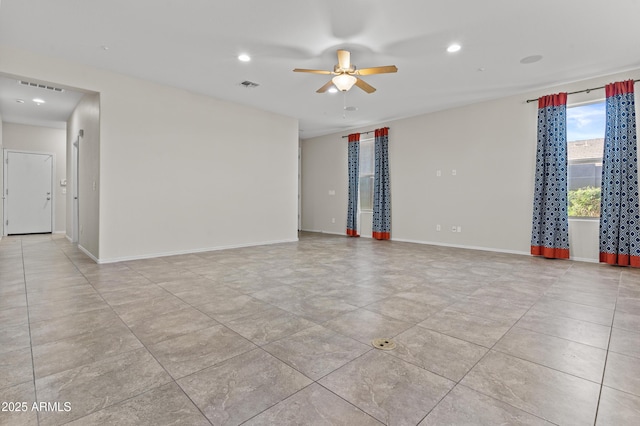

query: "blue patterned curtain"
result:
(531, 93), (570, 259)
(346, 133), (360, 237)
(600, 80), (639, 267)
(373, 127), (391, 240)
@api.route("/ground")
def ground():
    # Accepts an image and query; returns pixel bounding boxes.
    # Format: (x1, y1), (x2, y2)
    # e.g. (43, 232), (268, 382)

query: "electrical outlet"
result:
(436, 224), (441, 231)
(452, 169), (457, 176)
(457, 226), (462, 233)
(331, 218), (336, 223)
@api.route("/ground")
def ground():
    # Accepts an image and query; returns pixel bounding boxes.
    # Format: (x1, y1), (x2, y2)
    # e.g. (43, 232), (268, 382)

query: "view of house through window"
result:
(567, 101), (606, 218)
(359, 138), (374, 211)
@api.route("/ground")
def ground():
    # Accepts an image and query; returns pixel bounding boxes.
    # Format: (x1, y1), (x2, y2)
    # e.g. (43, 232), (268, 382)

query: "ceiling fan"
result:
(293, 49), (398, 94)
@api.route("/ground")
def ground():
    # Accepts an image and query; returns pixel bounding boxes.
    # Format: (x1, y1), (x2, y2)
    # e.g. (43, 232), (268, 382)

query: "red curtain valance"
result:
(538, 93), (567, 108)
(375, 127), (389, 138)
(606, 80), (635, 97)
(348, 133), (360, 143)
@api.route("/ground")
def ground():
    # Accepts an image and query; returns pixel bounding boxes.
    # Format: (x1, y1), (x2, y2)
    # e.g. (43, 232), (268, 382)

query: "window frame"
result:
(358, 137), (375, 213)
(566, 99), (606, 220)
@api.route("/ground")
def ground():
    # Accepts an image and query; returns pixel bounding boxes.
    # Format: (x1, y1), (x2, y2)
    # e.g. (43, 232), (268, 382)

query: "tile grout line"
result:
(55, 238), (216, 425)
(19, 237), (42, 426)
(61, 240), (332, 424)
(418, 263), (575, 425)
(196, 299), (394, 422)
(8, 233), (634, 425)
(503, 321), (611, 351)
(235, 319), (403, 424)
(60, 243), (338, 424)
(240, 262), (563, 423)
(260, 347), (383, 425)
(592, 270), (621, 426)
(388, 286), (506, 404)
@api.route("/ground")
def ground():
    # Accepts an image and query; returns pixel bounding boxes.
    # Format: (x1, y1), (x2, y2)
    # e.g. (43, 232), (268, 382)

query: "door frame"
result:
(3, 149), (56, 236)
(71, 134), (80, 243)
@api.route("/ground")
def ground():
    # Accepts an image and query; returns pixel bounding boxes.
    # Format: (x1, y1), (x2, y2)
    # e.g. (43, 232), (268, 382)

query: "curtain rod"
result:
(341, 127), (390, 139)
(526, 79), (639, 103)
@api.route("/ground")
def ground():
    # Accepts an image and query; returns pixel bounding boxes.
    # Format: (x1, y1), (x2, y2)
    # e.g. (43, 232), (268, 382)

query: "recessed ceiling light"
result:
(447, 43), (461, 53)
(16, 99), (25, 103)
(328, 87), (338, 94)
(520, 55), (543, 64)
(238, 54), (251, 62)
(33, 98), (45, 104)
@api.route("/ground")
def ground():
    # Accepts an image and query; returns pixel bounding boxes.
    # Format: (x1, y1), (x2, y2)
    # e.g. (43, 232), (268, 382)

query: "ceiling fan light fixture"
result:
(332, 74), (357, 91)
(295, 49), (396, 94)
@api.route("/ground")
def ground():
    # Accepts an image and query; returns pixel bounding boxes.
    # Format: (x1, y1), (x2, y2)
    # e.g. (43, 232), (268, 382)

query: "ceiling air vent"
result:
(18, 80), (65, 93)
(240, 80), (259, 88)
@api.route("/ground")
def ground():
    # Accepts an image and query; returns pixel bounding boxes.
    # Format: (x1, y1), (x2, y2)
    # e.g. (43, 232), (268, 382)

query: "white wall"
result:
(67, 93), (100, 257)
(0, 114), (3, 237)
(2, 123), (67, 233)
(1, 46), (299, 262)
(97, 76), (298, 262)
(301, 68), (640, 262)
(301, 132), (347, 234)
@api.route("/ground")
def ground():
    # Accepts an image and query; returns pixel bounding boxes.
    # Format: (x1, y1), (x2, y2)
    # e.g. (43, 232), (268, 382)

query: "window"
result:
(567, 101), (606, 218)
(359, 138), (374, 211)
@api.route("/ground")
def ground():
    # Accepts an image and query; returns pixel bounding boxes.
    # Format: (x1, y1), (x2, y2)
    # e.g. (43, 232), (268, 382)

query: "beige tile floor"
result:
(1, 232), (639, 425)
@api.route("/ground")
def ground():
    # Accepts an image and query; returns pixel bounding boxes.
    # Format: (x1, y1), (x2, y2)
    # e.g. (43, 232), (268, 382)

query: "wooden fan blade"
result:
(293, 68), (333, 75)
(337, 50), (351, 70)
(316, 80), (335, 93)
(355, 65), (398, 76)
(354, 78), (376, 93)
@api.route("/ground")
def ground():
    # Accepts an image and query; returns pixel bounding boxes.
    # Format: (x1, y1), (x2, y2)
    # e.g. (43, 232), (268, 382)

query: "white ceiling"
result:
(1, 0), (640, 138)
(0, 75), (85, 129)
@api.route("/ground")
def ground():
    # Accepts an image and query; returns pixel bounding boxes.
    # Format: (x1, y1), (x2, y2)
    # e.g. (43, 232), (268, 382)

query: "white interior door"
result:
(5, 151), (53, 234)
